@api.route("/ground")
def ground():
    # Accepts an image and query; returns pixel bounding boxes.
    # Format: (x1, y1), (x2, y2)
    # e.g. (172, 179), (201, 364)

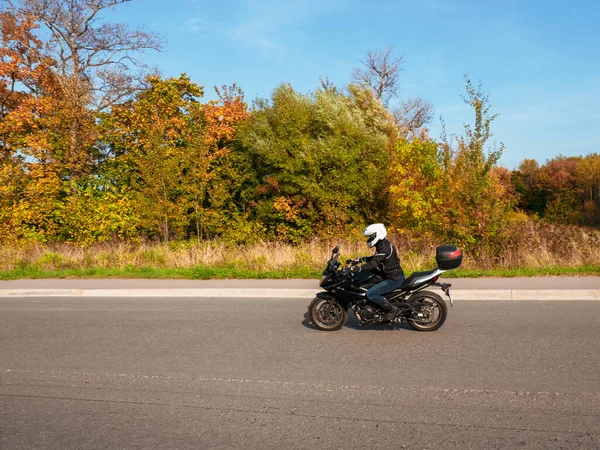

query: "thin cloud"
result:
(426, 0), (458, 12)
(180, 14), (278, 49)
(181, 18), (205, 34)
(182, 0), (346, 50)
(499, 83), (600, 127)
(226, 18), (279, 49)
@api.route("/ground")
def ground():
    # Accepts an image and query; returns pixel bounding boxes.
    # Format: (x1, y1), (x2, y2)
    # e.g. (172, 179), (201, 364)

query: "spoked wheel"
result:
(406, 291), (448, 332)
(308, 297), (348, 331)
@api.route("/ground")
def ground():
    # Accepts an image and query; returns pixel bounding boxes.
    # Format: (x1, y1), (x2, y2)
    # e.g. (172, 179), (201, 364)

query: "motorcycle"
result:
(308, 245), (463, 331)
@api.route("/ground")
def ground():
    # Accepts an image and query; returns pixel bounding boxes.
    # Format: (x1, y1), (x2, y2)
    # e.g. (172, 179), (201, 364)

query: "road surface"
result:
(1, 296), (599, 449)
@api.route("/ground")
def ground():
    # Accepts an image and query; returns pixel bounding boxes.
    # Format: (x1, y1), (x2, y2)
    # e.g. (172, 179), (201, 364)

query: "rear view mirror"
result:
(332, 246), (340, 254)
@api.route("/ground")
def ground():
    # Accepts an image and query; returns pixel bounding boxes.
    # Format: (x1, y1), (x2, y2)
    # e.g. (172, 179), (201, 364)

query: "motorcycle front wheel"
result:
(405, 291), (448, 331)
(308, 297), (348, 331)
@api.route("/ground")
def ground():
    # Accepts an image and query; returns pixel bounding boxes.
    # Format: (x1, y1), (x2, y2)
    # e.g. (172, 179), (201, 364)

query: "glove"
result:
(350, 265), (361, 274)
(350, 257), (363, 266)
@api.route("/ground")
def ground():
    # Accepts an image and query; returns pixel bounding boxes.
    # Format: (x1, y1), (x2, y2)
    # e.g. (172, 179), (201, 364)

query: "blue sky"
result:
(108, 0), (599, 169)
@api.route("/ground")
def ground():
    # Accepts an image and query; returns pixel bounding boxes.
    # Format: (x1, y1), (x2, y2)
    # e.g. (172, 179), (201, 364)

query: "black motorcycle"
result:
(308, 245), (463, 331)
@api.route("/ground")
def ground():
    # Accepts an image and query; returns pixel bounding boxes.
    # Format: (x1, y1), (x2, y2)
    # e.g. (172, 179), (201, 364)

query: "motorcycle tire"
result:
(308, 297), (348, 331)
(406, 290), (448, 332)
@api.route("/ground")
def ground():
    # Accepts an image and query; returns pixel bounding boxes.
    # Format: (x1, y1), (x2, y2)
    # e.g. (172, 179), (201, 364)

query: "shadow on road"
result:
(301, 311), (413, 332)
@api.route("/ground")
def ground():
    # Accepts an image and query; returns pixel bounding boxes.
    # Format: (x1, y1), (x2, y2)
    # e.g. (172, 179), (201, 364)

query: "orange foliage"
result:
(202, 85), (248, 149)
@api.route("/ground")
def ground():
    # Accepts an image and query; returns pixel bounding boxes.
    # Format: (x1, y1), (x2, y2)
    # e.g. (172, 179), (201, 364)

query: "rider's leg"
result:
(366, 277), (405, 320)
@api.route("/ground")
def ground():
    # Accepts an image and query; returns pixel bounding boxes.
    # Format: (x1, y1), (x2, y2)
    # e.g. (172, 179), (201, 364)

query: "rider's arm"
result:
(354, 241), (393, 273)
(354, 252), (386, 272)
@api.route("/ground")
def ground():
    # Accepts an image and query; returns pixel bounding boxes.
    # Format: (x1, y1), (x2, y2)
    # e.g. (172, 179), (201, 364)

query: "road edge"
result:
(1, 288), (599, 300)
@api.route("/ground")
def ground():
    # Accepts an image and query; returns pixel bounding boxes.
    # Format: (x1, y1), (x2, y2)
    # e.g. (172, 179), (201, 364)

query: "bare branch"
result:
(351, 47), (403, 107)
(392, 97), (434, 135)
(9, 0), (162, 111)
(3, 0), (162, 181)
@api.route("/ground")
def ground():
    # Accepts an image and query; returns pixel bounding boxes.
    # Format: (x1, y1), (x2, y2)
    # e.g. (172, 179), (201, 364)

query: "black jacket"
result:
(357, 238), (404, 280)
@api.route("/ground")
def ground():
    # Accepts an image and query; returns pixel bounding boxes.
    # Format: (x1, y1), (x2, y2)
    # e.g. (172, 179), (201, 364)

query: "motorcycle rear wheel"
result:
(308, 297), (348, 331)
(406, 291), (448, 331)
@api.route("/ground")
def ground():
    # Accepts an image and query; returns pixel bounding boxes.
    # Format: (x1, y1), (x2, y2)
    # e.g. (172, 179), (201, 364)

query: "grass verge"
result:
(1, 231), (599, 280)
(0, 265), (598, 280)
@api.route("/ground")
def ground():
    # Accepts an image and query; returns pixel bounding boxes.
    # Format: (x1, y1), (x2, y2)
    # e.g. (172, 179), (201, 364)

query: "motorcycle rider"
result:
(350, 223), (405, 321)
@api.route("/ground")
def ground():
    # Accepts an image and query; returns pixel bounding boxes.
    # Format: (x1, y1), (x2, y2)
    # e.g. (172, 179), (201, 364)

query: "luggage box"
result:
(436, 245), (462, 270)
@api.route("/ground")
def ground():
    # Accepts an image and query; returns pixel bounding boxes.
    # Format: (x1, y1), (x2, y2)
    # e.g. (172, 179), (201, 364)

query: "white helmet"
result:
(363, 223), (387, 247)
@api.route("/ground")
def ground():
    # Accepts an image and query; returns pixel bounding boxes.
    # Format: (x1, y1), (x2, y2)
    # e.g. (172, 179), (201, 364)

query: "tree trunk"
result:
(161, 173), (169, 242)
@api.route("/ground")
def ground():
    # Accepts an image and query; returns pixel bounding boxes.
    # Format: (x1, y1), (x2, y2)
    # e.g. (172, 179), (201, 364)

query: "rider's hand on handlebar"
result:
(340, 266), (358, 277)
(350, 258), (362, 266)
(342, 266), (359, 277)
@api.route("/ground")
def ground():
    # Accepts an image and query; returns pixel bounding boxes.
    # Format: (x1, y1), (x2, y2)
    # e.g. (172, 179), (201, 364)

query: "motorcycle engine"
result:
(357, 304), (375, 321)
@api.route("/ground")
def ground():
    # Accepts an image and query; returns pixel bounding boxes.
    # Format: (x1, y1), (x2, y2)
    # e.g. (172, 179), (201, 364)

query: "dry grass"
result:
(1, 220), (599, 274)
(498, 220), (600, 269)
(0, 239), (434, 273)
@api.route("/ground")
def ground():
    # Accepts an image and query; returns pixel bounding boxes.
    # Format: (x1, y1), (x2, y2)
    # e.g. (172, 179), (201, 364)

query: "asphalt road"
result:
(2, 276), (600, 289)
(1, 297), (599, 449)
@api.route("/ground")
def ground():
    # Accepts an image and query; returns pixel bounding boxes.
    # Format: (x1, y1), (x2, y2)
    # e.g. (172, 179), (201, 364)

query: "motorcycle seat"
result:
(399, 269), (438, 290)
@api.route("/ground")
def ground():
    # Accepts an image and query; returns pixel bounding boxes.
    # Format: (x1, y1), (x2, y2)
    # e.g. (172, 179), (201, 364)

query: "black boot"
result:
(380, 301), (399, 322)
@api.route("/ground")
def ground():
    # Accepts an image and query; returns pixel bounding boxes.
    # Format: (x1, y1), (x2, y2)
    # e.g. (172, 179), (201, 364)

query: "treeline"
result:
(512, 156), (600, 226)
(1, 1), (598, 256)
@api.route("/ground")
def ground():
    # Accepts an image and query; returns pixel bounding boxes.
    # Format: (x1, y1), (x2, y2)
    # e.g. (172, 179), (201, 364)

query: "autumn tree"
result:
(389, 77), (512, 254)
(188, 83), (253, 242)
(99, 75), (250, 243)
(237, 83), (395, 241)
(511, 159), (545, 216)
(540, 158), (580, 224)
(576, 154), (600, 225)
(98, 75), (204, 241)
(512, 155), (600, 226)
(388, 132), (444, 240)
(351, 47), (433, 136)
(438, 77), (510, 251)
(391, 97), (434, 136)
(0, 1), (162, 242)
(5, 0), (162, 182)
(0, 10), (64, 241)
(352, 47), (402, 107)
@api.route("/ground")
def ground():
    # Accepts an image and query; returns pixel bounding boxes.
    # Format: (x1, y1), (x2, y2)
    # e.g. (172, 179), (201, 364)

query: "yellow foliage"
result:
(63, 189), (140, 246)
(5, 164), (63, 242)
